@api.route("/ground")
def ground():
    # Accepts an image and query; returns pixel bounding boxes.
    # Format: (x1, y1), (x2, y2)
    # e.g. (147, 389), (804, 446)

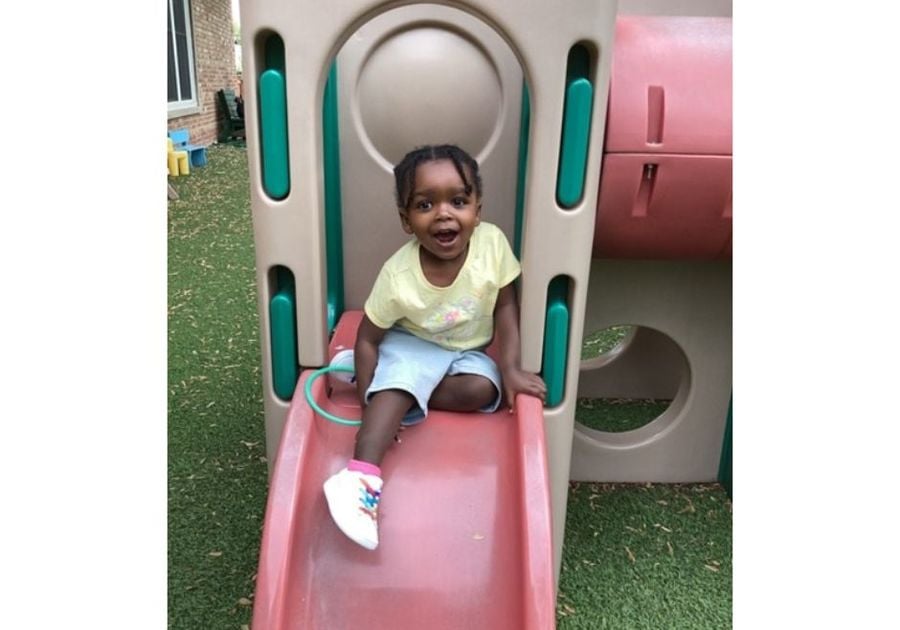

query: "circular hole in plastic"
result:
(577, 325), (682, 434)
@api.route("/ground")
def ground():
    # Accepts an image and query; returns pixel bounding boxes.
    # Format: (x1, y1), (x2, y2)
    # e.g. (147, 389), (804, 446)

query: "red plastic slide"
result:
(252, 312), (556, 629)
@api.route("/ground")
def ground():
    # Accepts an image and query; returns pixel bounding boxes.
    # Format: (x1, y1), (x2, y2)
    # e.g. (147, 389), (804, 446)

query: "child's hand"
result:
(501, 368), (547, 411)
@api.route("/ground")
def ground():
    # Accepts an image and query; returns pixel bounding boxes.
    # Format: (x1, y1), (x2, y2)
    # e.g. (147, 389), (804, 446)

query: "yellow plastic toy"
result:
(167, 138), (190, 176)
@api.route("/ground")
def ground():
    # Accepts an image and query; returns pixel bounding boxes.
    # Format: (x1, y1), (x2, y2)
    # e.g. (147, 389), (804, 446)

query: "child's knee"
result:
(471, 375), (498, 405)
(359, 389), (416, 430)
(432, 374), (496, 410)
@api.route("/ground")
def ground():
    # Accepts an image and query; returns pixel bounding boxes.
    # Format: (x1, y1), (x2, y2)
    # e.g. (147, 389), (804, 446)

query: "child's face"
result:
(399, 159), (481, 265)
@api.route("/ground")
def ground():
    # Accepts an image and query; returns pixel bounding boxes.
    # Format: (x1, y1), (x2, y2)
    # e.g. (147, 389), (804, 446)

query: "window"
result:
(168, 0), (198, 115)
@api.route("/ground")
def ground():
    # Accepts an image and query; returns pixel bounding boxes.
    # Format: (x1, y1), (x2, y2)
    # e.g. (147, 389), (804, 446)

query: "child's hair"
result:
(393, 144), (483, 210)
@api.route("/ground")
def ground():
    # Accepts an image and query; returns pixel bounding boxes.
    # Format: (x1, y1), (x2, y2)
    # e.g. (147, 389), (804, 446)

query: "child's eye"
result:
(415, 200), (432, 210)
(452, 197), (468, 207)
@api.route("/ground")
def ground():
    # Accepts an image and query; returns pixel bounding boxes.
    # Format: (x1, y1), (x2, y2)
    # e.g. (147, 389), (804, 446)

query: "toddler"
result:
(323, 144), (546, 549)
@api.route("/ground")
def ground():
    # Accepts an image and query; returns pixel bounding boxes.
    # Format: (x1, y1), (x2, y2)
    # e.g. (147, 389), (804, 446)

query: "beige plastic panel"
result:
(619, 0), (731, 16)
(240, 0), (619, 584)
(572, 260), (732, 481)
(337, 4), (522, 309)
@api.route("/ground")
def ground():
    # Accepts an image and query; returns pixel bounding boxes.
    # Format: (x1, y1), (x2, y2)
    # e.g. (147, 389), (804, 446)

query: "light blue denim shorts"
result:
(366, 327), (502, 425)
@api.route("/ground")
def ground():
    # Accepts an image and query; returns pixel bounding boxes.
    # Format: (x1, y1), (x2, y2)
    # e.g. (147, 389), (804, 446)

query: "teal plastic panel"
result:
(556, 77), (594, 208)
(513, 81), (530, 258)
(270, 275), (298, 400)
(542, 277), (571, 407)
(323, 61), (344, 333)
(259, 68), (290, 200)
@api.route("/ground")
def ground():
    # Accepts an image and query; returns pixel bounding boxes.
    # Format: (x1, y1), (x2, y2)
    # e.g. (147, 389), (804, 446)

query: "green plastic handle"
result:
(542, 279), (570, 407)
(259, 68), (290, 200)
(270, 286), (298, 400)
(556, 77), (594, 208)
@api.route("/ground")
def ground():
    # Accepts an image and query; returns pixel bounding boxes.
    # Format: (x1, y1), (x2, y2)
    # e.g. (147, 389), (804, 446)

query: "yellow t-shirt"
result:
(364, 222), (520, 350)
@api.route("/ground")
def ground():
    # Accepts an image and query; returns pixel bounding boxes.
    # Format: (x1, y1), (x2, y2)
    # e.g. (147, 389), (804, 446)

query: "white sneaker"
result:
(328, 349), (356, 384)
(323, 467), (382, 550)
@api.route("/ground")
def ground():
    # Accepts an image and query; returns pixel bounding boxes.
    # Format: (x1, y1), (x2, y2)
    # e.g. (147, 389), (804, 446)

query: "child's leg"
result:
(323, 389), (413, 552)
(430, 349), (504, 413)
(429, 374), (498, 412)
(354, 388), (416, 465)
(324, 329), (450, 551)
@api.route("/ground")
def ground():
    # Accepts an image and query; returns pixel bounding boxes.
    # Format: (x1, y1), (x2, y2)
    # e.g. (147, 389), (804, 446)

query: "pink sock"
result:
(348, 458), (382, 478)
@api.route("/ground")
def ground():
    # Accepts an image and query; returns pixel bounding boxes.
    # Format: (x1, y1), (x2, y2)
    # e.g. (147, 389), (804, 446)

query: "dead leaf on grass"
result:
(625, 546), (636, 563)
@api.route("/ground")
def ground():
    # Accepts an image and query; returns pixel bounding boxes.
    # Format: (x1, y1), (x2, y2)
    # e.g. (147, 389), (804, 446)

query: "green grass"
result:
(168, 143), (266, 629)
(581, 326), (632, 360)
(168, 144), (731, 629)
(577, 398), (672, 433)
(558, 483), (732, 629)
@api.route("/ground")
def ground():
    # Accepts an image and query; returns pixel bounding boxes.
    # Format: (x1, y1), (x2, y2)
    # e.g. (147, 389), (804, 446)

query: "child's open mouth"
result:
(434, 229), (458, 245)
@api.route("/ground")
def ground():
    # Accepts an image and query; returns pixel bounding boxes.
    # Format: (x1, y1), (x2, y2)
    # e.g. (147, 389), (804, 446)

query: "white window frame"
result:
(168, 0), (200, 118)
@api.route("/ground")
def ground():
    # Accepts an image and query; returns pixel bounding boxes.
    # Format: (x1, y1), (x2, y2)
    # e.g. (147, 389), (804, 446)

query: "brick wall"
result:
(168, 0), (239, 147)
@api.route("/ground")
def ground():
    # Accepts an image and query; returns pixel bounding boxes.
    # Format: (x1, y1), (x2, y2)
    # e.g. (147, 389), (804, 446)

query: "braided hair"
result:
(393, 144), (483, 210)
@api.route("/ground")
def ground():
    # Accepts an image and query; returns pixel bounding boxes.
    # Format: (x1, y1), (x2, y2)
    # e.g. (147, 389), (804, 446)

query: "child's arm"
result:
(354, 315), (387, 408)
(493, 283), (547, 410)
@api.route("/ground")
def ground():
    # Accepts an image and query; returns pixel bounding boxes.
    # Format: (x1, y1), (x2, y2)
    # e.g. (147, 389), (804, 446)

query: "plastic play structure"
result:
(240, 0), (731, 627)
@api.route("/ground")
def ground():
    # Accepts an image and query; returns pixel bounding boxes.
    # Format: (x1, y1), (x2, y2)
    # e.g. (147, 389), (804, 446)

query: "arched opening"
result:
(328, 4), (530, 314)
(577, 325), (684, 434)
